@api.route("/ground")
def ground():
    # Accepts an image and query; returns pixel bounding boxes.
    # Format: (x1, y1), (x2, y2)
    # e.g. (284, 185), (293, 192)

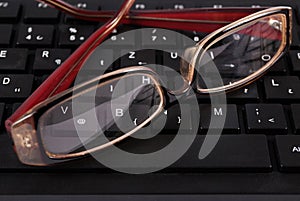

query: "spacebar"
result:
(172, 135), (272, 172)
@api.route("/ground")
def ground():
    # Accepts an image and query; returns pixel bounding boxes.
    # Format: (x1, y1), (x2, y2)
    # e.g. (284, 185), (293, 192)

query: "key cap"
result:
(245, 104), (288, 134)
(182, 30), (207, 47)
(100, 0), (124, 10)
(0, 75), (34, 99)
(290, 50), (300, 73)
(0, 103), (4, 126)
(0, 49), (28, 72)
(82, 49), (114, 72)
(120, 50), (156, 68)
(0, 25), (12, 46)
(17, 25), (54, 47)
(264, 76), (300, 101)
(291, 104), (300, 134)
(162, 50), (184, 72)
(24, 1), (60, 23)
(141, 28), (178, 47)
(132, 1), (156, 10)
(33, 49), (71, 72)
(227, 83), (259, 102)
(173, 135), (272, 171)
(0, 1), (20, 22)
(59, 25), (94, 47)
(268, 57), (288, 74)
(153, 104), (193, 132)
(64, 0), (100, 23)
(104, 27), (135, 46)
(276, 135), (300, 172)
(199, 104), (240, 134)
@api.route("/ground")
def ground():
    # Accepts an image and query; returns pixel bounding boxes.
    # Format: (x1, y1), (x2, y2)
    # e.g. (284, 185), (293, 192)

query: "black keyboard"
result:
(1, 0), (300, 198)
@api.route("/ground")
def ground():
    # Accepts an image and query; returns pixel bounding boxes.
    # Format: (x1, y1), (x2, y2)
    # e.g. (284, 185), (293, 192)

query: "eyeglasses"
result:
(5, 0), (292, 166)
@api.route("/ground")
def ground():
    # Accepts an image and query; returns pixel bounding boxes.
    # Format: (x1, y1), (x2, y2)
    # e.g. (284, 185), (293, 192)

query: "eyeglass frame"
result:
(5, 0), (292, 165)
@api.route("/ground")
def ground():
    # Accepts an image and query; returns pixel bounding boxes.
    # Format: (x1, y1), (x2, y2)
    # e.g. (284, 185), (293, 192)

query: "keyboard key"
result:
(132, 1), (156, 10)
(268, 57), (288, 74)
(0, 49), (28, 71)
(0, 74), (33, 99)
(227, 83), (259, 102)
(276, 135), (300, 172)
(0, 103), (4, 126)
(153, 104), (193, 131)
(81, 49), (114, 72)
(291, 104), (300, 134)
(104, 27), (135, 46)
(17, 25), (54, 47)
(59, 25), (94, 47)
(0, 25), (12, 46)
(120, 50), (156, 68)
(264, 76), (300, 101)
(24, 1), (60, 23)
(182, 31), (207, 47)
(33, 49), (71, 72)
(245, 104), (288, 134)
(199, 104), (240, 134)
(64, 0), (100, 23)
(162, 50), (184, 72)
(0, 1), (20, 22)
(290, 50), (300, 73)
(173, 135), (272, 171)
(141, 28), (178, 47)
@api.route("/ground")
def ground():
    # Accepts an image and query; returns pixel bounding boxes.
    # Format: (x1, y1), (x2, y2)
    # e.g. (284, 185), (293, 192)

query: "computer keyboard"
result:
(1, 0), (300, 198)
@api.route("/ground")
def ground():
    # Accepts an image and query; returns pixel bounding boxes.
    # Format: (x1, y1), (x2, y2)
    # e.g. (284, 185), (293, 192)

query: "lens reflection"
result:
(38, 73), (162, 157)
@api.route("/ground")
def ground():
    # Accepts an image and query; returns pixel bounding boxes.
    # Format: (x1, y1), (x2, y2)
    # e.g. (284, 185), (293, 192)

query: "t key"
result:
(245, 104), (288, 134)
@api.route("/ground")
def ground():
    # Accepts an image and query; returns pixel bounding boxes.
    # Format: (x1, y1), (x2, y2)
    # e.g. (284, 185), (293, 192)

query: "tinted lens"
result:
(38, 73), (163, 157)
(196, 14), (286, 91)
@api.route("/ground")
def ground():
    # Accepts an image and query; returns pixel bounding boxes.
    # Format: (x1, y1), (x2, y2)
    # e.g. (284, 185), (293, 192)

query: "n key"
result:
(0, 75), (33, 99)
